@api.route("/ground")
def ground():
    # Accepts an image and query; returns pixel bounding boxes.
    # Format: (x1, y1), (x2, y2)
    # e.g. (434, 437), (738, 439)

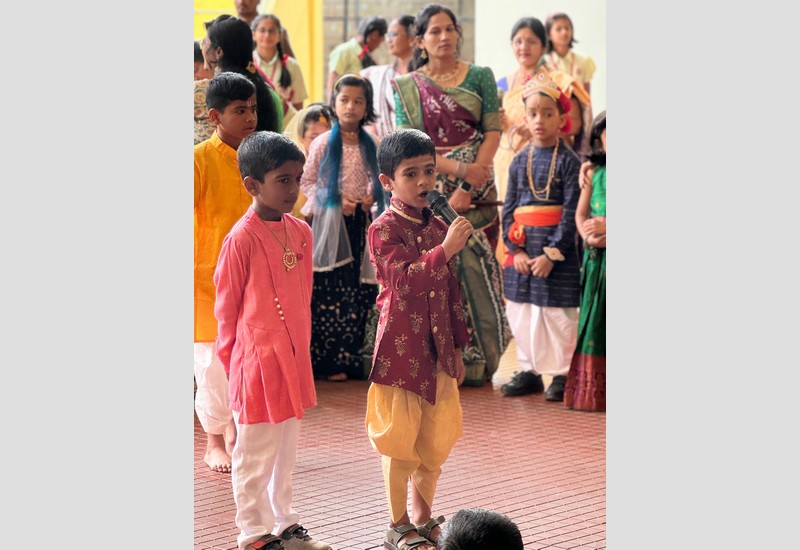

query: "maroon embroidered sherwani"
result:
(367, 197), (470, 404)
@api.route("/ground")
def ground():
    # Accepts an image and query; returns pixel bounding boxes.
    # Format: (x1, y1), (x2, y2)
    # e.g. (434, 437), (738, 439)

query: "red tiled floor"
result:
(195, 340), (606, 549)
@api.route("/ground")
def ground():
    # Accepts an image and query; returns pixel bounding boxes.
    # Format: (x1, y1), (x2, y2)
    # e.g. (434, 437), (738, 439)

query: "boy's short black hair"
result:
(377, 129), (436, 178)
(206, 71), (256, 112)
(437, 508), (524, 550)
(238, 131), (306, 182)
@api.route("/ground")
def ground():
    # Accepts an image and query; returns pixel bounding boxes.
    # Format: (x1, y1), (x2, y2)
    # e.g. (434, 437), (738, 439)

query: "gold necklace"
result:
(526, 140), (559, 200)
(341, 129), (359, 140)
(421, 61), (461, 86)
(263, 217), (298, 271)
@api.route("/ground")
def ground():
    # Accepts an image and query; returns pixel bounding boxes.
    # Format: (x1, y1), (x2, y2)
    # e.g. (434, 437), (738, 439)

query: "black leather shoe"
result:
(545, 375), (567, 401)
(500, 370), (544, 396)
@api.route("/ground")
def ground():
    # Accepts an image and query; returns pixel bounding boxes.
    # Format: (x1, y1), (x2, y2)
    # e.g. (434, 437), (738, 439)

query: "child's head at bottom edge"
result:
(377, 129), (437, 209)
(437, 507), (524, 550)
(238, 131), (306, 219)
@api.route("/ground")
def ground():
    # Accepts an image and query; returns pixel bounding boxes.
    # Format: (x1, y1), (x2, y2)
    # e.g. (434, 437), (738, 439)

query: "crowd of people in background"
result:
(194, 3), (605, 549)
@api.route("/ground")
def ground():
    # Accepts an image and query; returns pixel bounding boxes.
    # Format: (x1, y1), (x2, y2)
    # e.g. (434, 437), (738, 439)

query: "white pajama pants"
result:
(194, 341), (232, 434)
(232, 413), (302, 549)
(505, 301), (578, 377)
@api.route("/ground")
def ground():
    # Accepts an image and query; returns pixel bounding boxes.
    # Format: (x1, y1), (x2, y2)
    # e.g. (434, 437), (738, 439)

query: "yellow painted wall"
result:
(194, 0), (233, 40)
(194, 0), (324, 105)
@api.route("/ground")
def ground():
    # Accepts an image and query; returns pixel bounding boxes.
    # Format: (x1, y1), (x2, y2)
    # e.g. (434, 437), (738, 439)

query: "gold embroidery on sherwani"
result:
(419, 379), (430, 399)
(373, 248), (387, 269)
(384, 309), (393, 333)
(455, 302), (467, 322)
(446, 355), (454, 369)
(395, 333), (408, 356)
(397, 284), (410, 311)
(422, 336), (431, 357)
(391, 378), (407, 387)
(433, 265), (449, 281)
(410, 313), (423, 334)
(409, 261), (426, 276)
(437, 332), (446, 349)
(377, 356), (391, 377)
(378, 224), (391, 242)
(390, 259), (405, 273)
(409, 357), (420, 378)
(439, 293), (448, 311)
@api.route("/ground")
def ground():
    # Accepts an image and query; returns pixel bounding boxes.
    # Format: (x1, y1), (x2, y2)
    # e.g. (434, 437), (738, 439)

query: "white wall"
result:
(475, 0), (606, 114)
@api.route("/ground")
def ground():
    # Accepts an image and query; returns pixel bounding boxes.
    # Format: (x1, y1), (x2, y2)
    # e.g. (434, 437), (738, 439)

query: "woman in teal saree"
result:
(393, 4), (511, 384)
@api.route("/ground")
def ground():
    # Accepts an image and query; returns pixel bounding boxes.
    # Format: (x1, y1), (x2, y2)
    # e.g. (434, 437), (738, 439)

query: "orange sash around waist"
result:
(507, 205), (563, 245)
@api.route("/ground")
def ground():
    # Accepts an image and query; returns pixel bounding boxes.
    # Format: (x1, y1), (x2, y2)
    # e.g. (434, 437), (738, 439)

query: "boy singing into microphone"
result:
(366, 129), (473, 550)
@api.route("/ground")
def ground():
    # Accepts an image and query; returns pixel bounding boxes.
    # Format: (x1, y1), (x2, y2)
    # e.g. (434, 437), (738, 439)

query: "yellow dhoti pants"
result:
(365, 368), (462, 523)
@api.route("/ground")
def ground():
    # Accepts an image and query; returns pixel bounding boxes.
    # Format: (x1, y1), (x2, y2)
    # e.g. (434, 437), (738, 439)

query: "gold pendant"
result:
(282, 248), (297, 271)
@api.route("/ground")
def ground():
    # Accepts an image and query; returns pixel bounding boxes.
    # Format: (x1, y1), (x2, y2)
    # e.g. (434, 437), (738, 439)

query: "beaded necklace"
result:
(526, 140), (559, 200)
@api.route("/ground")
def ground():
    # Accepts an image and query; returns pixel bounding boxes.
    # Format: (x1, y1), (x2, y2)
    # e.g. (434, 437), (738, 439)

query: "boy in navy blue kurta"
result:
(500, 70), (581, 401)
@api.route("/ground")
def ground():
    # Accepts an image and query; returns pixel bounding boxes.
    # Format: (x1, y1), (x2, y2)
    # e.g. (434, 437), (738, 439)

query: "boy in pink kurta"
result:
(366, 129), (475, 550)
(214, 132), (331, 550)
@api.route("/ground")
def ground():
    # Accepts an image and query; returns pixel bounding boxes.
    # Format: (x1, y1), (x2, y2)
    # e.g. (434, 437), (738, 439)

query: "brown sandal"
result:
(384, 523), (431, 550)
(416, 515), (445, 545)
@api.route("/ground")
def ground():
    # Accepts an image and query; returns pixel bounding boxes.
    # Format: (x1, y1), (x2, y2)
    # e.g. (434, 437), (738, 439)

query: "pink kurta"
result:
(367, 198), (470, 404)
(214, 208), (316, 424)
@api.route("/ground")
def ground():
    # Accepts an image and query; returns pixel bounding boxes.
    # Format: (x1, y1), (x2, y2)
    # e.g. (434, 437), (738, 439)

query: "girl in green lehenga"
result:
(392, 3), (511, 386)
(565, 110), (606, 411)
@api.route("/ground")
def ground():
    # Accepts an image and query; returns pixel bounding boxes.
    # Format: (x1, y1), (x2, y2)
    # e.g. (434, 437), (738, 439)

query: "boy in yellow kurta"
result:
(194, 72), (258, 473)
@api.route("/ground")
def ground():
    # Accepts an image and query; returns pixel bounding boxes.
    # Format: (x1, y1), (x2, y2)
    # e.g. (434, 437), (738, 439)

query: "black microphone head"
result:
(425, 189), (457, 224)
(425, 189), (445, 208)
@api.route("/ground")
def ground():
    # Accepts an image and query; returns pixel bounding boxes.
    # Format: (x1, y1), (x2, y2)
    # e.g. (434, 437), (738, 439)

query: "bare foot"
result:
(224, 419), (237, 456)
(204, 433), (231, 473)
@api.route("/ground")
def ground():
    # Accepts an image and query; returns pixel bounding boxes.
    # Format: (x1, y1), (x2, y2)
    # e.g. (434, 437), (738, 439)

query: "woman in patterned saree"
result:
(393, 3), (511, 385)
(493, 17), (548, 206)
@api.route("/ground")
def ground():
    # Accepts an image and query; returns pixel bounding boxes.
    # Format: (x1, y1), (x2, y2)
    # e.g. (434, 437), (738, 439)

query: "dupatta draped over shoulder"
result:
(393, 68), (501, 223)
(392, 67), (511, 385)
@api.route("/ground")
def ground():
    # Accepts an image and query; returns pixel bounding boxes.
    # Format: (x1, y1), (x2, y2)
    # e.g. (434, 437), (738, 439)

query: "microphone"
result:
(426, 189), (488, 257)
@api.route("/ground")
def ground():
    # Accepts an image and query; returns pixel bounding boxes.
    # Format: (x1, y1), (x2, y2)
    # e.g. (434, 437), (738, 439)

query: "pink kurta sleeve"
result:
(213, 228), (250, 374)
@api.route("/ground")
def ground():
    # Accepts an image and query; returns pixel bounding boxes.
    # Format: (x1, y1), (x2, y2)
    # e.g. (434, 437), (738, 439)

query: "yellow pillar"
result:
(194, 0), (233, 41)
(266, 0), (324, 105)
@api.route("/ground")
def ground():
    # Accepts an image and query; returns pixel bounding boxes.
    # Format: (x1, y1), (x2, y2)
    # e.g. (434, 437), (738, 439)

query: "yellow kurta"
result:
(194, 131), (252, 342)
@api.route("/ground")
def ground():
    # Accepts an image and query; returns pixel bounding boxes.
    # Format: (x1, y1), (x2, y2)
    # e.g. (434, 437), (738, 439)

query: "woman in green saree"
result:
(392, 3), (511, 385)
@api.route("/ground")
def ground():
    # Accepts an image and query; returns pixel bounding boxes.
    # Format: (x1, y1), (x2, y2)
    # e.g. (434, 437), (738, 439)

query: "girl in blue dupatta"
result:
(392, 3), (511, 386)
(300, 74), (389, 382)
